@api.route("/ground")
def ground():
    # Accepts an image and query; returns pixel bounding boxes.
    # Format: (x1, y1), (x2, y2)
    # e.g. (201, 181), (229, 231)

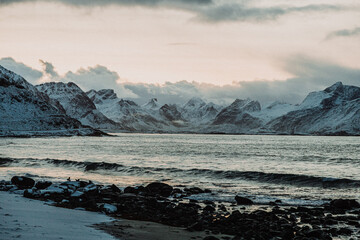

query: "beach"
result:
(0, 191), (115, 240)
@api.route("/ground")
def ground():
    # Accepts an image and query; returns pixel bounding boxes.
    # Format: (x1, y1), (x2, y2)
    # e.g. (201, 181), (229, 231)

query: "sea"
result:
(0, 133), (359, 206)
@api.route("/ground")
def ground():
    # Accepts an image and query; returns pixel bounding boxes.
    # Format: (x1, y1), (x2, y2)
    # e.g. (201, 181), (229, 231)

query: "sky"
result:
(0, 0), (359, 105)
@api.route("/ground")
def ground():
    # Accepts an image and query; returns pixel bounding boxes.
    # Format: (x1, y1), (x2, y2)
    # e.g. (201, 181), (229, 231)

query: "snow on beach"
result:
(0, 191), (116, 240)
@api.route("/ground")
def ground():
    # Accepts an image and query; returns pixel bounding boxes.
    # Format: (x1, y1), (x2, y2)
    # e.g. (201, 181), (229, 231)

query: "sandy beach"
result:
(0, 191), (116, 240)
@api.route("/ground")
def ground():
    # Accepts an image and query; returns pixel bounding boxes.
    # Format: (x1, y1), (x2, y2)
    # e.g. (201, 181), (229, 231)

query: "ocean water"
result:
(0, 134), (359, 205)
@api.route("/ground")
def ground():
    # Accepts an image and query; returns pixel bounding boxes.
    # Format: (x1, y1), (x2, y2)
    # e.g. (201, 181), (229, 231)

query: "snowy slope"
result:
(265, 82), (360, 135)
(87, 90), (180, 132)
(142, 98), (161, 110)
(0, 65), (103, 137)
(180, 97), (222, 124)
(36, 82), (119, 130)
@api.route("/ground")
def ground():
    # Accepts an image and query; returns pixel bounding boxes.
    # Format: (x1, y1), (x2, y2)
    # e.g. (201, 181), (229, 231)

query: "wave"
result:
(1, 157), (360, 188)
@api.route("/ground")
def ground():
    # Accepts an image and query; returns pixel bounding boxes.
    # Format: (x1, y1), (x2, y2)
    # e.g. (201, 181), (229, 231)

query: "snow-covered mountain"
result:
(0, 65), (103, 137)
(36, 82), (118, 130)
(264, 82), (360, 135)
(2, 64), (359, 136)
(180, 97), (222, 124)
(87, 89), (177, 132)
(142, 98), (161, 110)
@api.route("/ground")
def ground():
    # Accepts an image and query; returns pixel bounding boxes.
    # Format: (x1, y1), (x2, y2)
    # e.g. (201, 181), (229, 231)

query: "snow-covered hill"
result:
(36, 82), (119, 130)
(180, 97), (222, 124)
(0, 65), (103, 137)
(264, 82), (360, 135)
(2, 64), (359, 136)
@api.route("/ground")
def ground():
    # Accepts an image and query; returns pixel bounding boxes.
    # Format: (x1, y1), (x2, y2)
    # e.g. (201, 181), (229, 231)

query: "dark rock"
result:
(11, 176), (35, 189)
(145, 182), (173, 197)
(337, 227), (352, 235)
(307, 229), (324, 238)
(330, 199), (360, 209)
(35, 181), (52, 190)
(235, 196), (253, 205)
(203, 237), (219, 240)
(203, 205), (215, 212)
(110, 184), (121, 193)
(184, 187), (205, 195)
(203, 200), (215, 205)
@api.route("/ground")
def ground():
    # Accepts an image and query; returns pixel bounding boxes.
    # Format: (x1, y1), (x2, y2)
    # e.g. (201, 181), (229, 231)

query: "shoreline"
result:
(0, 191), (116, 240)
(1, 176), (360, 239)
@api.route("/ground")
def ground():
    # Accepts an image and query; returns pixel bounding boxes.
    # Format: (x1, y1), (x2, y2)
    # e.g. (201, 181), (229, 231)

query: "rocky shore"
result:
(1, 176), (360, 239)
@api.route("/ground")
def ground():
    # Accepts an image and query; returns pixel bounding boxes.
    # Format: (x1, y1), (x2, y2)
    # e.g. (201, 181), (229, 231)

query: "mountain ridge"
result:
(1, 65), (359, 136)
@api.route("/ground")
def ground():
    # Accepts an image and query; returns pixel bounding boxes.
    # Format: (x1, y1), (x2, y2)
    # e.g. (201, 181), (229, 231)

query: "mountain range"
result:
(1, 65), (359, 136)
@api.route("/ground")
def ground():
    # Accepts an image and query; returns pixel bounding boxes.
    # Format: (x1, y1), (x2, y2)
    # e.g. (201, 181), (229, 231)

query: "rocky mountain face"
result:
(0, 65), (102, 137)
(35, 82), (118, 130)
(264, 82), (360, 135)
(2, 64), (359, 136)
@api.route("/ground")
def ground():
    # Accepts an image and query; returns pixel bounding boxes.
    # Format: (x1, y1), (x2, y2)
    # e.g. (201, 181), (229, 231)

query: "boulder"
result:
(145, 182), (173, 197)
(35, 181), (52, 190)
(110, 184), (121, 193)
(235, 196), (254, 205)
(330, 199), (360, 210)
(11, 176), (35, 189)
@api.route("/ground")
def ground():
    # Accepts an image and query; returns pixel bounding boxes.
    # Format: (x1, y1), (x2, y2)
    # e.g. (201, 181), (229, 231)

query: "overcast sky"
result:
(0, 0), (359, 105)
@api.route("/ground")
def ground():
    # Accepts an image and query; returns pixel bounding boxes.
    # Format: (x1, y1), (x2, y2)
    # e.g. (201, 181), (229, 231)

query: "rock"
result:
(83, 183), (97, 192)
(337, 227), (352, 235)
(330, 199), (360, 209)
(71, 191), (84, 198)
(145, 182), (173, 197)
(60, 180), (87, 189)
(203, 205), (215, 212)
(124, 186), (146, 195)
(101, 203), (117, 214)
(110, 184), (121, 193)
(235, 196), (253, 205)
(35, 181), (52, 190)
(184, 187), (205, 195)
(203, 236), (219, 240)
(307, 229), (324, 238)
(11, 176), (35, 189)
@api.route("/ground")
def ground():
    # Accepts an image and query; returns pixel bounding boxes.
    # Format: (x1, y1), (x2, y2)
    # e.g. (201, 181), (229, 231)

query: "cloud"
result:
(3, 56), (360, 107)
(0, 0), (349, 23)
(62, 65), (137, 98)
(0, 57), (136, 97)
(325, 27), (360, 40)
(39, 59), (59, 79)
(0, 57), (43, 84)
(124, 56), (360, 106)
(194, 3), (343, 22)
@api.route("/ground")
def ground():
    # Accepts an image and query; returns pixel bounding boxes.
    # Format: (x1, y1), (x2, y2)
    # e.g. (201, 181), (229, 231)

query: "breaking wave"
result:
(1, 157), (360, 188)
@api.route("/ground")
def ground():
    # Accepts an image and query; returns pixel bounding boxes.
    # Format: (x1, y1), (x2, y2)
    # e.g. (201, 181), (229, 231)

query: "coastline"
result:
(0, 191), (116, 240)
(1, 177), (360, 239)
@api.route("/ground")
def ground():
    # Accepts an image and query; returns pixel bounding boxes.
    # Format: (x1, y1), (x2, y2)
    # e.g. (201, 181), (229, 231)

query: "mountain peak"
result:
(96, 89), (118, 100)
(324, 82), (343, 93)
(143, 98), (160, 109)
(184, 97), (206, 109)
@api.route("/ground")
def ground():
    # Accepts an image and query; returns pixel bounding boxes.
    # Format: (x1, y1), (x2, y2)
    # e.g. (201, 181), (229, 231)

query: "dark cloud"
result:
(326, 27), (360, 40)
(0, 57), (43, 84)
(0, 0), (348, 23)
(195, 3), (342, 22)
